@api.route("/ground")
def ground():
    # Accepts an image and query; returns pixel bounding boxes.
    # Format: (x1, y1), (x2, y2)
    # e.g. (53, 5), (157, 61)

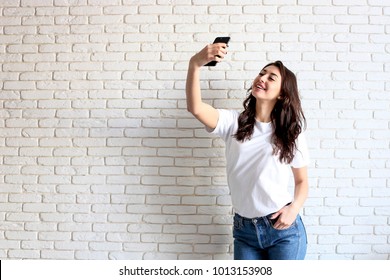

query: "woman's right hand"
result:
(190, 43), (228, 68)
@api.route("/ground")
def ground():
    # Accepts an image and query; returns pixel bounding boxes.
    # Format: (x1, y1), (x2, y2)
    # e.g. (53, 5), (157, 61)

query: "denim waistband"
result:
(234, 212), (273, 221)
(235, 203), (292, 221)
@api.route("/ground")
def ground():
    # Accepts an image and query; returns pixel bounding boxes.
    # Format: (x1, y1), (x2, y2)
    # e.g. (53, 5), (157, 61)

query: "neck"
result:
(255, 100), (276, 123)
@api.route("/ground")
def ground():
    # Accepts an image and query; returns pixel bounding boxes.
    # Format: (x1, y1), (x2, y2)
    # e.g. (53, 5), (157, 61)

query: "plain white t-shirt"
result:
(208, 109), (309, 218)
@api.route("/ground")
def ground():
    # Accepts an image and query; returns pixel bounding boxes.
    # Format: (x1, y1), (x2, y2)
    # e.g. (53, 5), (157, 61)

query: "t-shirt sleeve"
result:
(206, 109), (238, 142)
(290, 132), (310, 168)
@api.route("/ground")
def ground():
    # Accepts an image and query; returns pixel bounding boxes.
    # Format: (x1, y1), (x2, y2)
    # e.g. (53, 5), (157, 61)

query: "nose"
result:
(259, 76), (265, 84)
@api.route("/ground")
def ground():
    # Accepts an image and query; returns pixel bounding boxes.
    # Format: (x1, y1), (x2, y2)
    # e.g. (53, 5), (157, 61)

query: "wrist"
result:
(289, 202), (301, 214)
(189, 56), (203, 69)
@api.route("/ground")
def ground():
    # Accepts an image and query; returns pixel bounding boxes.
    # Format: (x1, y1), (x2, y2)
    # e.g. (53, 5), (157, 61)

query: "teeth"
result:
(256, 85), (264, 90)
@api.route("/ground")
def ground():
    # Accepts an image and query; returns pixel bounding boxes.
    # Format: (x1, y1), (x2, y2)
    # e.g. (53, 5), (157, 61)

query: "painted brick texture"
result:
(0, 0), (389, 260)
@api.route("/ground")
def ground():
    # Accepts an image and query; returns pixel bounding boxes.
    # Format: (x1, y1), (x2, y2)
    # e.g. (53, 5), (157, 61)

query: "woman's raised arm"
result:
(185, 43), (227, 130)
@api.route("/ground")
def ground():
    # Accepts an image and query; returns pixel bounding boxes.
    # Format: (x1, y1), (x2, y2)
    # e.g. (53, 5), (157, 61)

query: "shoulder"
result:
(207, 109), (240, 138)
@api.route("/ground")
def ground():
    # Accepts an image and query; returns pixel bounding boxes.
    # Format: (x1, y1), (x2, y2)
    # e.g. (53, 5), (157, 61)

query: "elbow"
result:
(186, 104), (198, 117)
(189, 109), (203, 120)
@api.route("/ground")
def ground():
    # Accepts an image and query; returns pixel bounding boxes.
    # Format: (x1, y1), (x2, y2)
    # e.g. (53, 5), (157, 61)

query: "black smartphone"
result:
(204, 36), (230, 67)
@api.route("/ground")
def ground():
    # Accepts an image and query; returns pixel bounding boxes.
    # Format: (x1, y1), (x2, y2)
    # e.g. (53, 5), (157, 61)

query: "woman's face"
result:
(251, 65), (282, 102)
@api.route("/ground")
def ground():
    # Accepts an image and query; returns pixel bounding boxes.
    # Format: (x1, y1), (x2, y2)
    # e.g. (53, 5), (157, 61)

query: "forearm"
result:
(271, 177), (308, 229)
(291, 180), (308, 213)
(185, 59), (202, 114)
(289, 166), (309, 215)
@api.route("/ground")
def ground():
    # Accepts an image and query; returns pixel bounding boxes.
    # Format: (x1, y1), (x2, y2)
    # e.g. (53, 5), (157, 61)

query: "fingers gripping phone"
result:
(204, 36), (230, 67)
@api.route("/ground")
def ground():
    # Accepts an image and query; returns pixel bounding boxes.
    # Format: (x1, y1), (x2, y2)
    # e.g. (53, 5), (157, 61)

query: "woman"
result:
(186, 42), (309, 260)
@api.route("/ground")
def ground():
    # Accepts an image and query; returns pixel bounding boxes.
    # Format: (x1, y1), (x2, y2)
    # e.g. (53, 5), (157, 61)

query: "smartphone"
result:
(204, 36), (230, 67)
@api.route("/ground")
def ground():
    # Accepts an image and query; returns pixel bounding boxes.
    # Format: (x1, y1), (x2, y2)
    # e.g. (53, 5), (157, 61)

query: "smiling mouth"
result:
(255, 84), (265, 90)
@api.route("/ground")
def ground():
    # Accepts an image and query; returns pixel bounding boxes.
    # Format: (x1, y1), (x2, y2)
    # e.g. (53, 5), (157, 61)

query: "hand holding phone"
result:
(204, 36), (230, 67)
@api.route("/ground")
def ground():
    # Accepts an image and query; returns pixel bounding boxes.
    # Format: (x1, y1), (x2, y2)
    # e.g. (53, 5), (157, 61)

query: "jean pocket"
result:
(233, 214), (243, 230)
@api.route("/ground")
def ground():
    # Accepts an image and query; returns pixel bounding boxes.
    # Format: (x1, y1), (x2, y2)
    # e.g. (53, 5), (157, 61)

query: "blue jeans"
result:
(233, 213), (307, 260)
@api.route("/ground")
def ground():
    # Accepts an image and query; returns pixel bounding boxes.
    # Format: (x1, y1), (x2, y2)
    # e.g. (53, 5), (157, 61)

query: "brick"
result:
(8, 250), (40, 259)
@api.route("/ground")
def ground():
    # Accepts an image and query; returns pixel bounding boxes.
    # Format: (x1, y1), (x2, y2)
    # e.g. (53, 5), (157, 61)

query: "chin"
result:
(252, 90), (267, 99)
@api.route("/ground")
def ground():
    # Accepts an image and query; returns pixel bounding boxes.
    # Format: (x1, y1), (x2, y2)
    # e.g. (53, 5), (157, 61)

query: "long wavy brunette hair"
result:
(233, 61), (306, 164)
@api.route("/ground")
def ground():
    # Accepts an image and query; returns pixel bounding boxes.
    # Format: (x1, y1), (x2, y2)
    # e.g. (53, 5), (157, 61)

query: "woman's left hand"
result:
(270, 204), (299, 230)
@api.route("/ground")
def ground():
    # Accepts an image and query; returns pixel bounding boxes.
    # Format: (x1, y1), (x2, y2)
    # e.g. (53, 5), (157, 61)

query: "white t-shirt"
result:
(208, 109), (309, 218)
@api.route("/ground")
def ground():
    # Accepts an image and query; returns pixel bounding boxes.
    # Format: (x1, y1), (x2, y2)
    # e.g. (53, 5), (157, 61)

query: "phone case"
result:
(204, 37), (230, 67)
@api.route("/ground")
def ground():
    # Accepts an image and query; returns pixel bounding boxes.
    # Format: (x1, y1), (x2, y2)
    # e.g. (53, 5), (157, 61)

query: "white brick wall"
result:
(0, 0), (389, 260)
